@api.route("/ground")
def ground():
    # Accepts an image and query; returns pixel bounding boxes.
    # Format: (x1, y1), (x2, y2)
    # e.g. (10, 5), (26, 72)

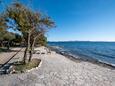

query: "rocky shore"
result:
(49, 46), (115, 69)
(0, 46), (115, 86)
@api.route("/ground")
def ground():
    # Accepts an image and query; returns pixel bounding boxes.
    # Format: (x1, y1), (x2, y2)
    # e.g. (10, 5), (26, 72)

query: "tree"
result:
(28, 16), (55, 62)
(5, 2), (39, 63)
(0, 17), (6, 31)
(0, 32), (5, 47)
(5, 1), (55, 63)
(3, 31), (15, 50)
(12, 34), (22, 46)
(0, 13), (7, 47)
(36, 34), (47, 46)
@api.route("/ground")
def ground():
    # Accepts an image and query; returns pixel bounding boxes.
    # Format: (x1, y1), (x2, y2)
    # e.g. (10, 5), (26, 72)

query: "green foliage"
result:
(36, 34), (47, 46)
(0, 16), (7, 41)
(6, 2), (40, 33)
(13, 34), (22, 43)
(0, 31), (16, 49)
(6, 2), (55, 33)
(2, 1), (55, 62)
(0, 31), (15, 41)
(0, 32), (5, 40)
(3, 31), (15, 41)
(0, 15), (7, 31)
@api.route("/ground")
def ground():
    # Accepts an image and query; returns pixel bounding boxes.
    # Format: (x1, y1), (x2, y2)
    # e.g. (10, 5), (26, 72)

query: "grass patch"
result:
(13, 59), (41, 73)
(0, 47), (8, 53)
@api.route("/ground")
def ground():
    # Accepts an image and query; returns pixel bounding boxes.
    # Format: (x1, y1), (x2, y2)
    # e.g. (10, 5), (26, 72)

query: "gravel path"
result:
(0, 48), (22, 65)
(0, 47), (115, 86)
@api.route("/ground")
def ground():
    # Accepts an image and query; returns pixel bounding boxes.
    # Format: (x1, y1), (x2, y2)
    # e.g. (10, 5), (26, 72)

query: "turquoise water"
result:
(48, 41), (115, 66)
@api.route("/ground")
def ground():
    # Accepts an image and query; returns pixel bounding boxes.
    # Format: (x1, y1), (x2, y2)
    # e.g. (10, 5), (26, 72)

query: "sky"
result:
(1, 0), (115, 41)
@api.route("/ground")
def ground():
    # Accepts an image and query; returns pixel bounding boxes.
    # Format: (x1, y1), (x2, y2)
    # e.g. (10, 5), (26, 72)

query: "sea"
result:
(48, 41), (115, 66)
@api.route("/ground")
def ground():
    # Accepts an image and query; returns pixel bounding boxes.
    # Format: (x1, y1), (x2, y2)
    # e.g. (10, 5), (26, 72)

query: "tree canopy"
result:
(0, 1), (55, 62)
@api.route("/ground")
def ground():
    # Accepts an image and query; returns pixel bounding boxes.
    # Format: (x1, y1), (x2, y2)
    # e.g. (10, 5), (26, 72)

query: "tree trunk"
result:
(7, 41), (10, 50)
(28, 48), (32, 62)
(0, 41), (4, 47)
(23, 47), (27, 64)
(23, 31), (31, 64)
(28, 38), (35, 62)
(28, 33), (43, 62)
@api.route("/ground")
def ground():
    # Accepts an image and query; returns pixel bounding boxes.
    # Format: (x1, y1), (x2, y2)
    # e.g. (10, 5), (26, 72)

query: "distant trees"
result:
(3, 31), (15, 49)
(0, 11), (22, 49)
(0, 16), (7, 31)
(0, 15), (7, 44)
(0, 31), (5, 47)
(1, 1), (55, 63)
(12, 34), (22, 45)
(36, 34), (47, 46)
(0, 14), (16, 49)
(0, 31), (17, 49)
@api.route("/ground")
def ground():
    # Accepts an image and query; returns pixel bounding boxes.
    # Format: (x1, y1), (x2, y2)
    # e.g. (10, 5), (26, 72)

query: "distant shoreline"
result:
(48, 46), (115, 69)
(48, 41), (115, 43)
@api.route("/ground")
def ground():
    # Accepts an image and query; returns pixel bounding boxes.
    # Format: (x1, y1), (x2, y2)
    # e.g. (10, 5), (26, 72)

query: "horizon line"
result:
(48, 40), (115, 42)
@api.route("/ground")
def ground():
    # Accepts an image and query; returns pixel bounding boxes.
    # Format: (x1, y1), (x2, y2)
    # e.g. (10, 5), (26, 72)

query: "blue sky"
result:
(1, 0), (115, 41)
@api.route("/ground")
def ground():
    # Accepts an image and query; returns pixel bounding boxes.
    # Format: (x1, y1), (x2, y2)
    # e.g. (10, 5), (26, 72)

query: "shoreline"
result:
(0, 46), (115, 86)
(48, 46), (115, 69)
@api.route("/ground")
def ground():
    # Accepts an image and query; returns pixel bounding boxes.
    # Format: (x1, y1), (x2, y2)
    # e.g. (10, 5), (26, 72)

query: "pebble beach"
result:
(0, 47), (115, 86)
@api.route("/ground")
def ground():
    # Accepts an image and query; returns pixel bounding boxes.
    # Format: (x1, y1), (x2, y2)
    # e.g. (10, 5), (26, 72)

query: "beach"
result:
(1, 0), (115, 86)
(0, 46), (115, 86)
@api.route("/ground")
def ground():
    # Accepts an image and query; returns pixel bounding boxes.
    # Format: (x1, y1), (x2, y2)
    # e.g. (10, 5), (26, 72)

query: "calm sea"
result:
(48, 41), (115, 66)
